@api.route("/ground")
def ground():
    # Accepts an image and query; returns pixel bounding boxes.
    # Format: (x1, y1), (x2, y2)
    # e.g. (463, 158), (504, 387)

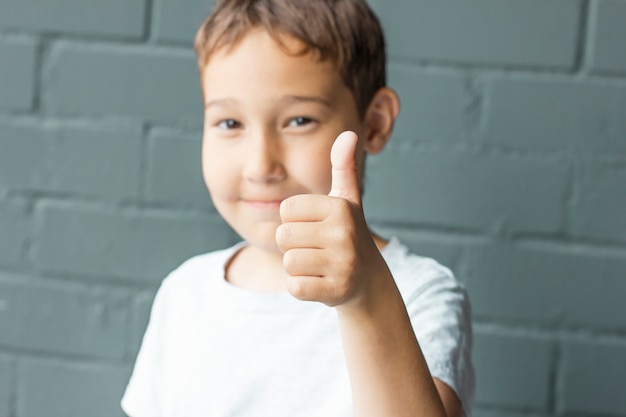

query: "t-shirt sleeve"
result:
(121, 277), (174, 417)
(400, 259), (475, 417)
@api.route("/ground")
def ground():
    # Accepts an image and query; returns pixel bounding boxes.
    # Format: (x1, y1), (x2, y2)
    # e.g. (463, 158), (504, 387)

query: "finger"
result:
(329, 130), (361, 205)
(282, 247), (330, 277)
(280, 194), (333, 223)
(286, 275), (329, 302)
(286, 274), (350, 307)
(275, 222), (327, 252)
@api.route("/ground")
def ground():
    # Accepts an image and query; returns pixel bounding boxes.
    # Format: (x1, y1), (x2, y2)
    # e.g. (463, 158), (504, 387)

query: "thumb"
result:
(329, 131), (361, 205)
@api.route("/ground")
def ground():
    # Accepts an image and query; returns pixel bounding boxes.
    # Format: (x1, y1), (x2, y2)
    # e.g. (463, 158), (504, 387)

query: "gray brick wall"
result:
(0, 1), (624, 416)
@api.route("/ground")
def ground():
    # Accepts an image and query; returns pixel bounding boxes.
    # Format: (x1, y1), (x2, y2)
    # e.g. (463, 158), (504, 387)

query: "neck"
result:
(225, 230), (388, 293)
(226, 244), (289, 293)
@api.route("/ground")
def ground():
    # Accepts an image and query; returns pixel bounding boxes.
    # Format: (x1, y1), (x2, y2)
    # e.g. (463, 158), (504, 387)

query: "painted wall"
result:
(1, 1), (625, 416)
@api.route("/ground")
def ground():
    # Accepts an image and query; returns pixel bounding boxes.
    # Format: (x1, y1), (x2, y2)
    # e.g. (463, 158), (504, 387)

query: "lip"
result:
(242, 199), (283, 209)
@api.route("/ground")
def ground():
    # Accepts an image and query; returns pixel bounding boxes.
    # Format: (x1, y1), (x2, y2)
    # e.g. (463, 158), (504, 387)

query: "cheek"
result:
(290, 147), (333, 195)
(201, 146), (238, 198)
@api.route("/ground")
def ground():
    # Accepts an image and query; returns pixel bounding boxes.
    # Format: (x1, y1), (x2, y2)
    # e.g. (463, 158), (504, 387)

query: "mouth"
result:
(242, 199), (283, 210)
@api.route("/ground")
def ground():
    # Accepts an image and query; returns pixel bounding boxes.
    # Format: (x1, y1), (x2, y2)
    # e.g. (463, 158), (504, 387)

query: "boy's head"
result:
(194, 0), (386, 118)
(194, 0), (399, 253)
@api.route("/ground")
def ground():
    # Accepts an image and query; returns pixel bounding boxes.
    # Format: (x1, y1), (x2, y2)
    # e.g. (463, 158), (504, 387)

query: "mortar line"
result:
(143, 0), (155, 43)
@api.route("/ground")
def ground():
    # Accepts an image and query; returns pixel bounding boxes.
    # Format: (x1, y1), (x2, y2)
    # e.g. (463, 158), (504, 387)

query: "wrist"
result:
(335, 266), (399, 319)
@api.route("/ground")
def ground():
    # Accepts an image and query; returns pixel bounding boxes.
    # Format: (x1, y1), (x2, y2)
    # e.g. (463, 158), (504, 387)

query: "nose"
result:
(242, 129), (286, 183)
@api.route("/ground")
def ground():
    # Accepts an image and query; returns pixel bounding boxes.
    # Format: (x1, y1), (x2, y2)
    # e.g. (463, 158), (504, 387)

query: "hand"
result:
(275, 131), (391, 308)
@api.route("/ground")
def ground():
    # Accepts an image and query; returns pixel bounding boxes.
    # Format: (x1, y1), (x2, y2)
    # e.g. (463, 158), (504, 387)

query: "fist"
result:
(275, 131), (389, 308)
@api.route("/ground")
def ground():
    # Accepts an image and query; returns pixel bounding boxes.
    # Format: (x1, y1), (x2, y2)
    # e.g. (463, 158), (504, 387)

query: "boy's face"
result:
(200, 28), (368, 254)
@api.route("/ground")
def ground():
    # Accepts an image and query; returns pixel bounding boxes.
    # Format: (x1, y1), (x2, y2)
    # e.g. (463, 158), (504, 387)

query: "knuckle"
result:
(275, 223), (290, 246)
(284, 194), (307, 210)
(330, 226), (356, 245)
(286, 277), (307, 300)
(282, 249), (298, 274)
(280, 197), (294, 220)
(332, 198), (353, 217)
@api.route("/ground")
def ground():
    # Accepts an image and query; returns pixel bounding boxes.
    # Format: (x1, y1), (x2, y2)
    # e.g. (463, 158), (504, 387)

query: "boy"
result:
(122, 0), (474, 416)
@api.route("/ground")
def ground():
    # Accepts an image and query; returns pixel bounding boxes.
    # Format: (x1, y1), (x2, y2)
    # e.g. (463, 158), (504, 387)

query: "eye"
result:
(287, 116), (315, 127)
(217, 119), (242, 130)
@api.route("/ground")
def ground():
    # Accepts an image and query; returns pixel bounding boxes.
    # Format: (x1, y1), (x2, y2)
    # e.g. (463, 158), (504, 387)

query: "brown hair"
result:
(194, 0), (386, 118)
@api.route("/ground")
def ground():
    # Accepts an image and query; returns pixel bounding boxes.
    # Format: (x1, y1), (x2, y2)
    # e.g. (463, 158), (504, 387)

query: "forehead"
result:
(201, 28), (346, 101)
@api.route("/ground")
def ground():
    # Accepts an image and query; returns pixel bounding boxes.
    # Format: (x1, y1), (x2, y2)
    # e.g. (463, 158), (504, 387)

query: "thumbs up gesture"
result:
(276, 131), (391, 308)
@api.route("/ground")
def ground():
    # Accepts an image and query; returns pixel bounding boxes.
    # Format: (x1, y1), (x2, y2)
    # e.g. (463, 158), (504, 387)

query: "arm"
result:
(435, 378), (464, 417)
(336, 269), (462, 417)
(277, 132), (466, 417)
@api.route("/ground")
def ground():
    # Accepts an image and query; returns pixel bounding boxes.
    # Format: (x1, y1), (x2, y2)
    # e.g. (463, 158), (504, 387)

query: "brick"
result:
(570, 160), (626, 244)
(43, 43), (202, 126)
(473, 331), (553, 410)
(388, 66), (466, 144)
(482, 79), (626, 154)
(370, 0), (581, 68)
(34, 202), (237, 282)
(145, 130), (213, 208)
(465, 243), (626, 329)
(362, 148), (568, 233)
(0, 0), (146, 39)
(0, 39), (36, 111)
(0, 274), (127, 359)
(591, 0), (626, 74)
(0, 356), (11, 417)
(18, 358), (130, 417)
(369, 225), (465, 274)
(472, 409), (549, 417)
(560, 340), (626, 415)
(0, 199), (29, 266)
(0, 121), (142, 199)
(154, 0), (214, 44)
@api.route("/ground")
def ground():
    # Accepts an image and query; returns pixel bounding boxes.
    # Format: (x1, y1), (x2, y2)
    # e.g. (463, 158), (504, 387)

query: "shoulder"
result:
(120, 246), (244, 417)
(150, 243), (244, 315)
(160, 243), (242, 291)
(382, 237), (467, 306)
(383, 238), (475, 416)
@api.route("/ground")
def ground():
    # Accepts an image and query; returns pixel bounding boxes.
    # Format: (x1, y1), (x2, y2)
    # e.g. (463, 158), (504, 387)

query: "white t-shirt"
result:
(121, 238), (474, 417)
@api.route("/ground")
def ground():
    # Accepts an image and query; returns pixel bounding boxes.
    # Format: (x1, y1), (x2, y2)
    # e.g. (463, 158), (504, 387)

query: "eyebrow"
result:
(203, 95), (332, 110)
(204, 98), (238, 110)
(281, 95), (332, 107)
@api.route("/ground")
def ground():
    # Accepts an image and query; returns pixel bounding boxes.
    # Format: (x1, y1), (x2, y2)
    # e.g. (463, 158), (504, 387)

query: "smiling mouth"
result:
(243, 199), (283, 209)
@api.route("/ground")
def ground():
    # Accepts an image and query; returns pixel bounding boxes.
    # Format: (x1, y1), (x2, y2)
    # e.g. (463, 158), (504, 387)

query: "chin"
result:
(236, 224), (283, 254)
(245, 237), (283, 255)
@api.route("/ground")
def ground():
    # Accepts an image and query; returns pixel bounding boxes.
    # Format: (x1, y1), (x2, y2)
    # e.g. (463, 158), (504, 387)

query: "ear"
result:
(362, 87), (400, 155)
